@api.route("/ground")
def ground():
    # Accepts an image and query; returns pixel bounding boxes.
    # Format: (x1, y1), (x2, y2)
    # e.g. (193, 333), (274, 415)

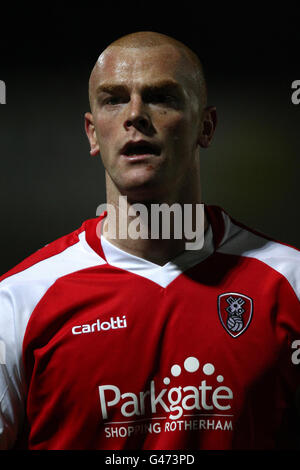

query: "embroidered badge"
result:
(218, 293), (253, 337)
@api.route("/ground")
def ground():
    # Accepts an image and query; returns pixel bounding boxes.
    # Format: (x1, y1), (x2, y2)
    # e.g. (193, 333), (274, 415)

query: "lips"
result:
(120, 140), (161, 157)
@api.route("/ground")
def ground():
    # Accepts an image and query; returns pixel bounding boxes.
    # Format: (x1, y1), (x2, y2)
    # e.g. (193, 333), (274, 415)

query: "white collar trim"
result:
(100, 226), (214, 288)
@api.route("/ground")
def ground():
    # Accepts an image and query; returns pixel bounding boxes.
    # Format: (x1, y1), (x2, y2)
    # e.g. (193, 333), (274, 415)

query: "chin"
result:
(118, 178), (167, 202)
(118, 169), (161, 188)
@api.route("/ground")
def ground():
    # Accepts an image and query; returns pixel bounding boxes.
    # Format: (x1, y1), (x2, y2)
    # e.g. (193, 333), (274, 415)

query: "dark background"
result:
(0, 4), (299, 274)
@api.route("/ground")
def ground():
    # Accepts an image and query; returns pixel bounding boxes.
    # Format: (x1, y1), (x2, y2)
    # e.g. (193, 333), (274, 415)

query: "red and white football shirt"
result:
(0, 205), (299, 450)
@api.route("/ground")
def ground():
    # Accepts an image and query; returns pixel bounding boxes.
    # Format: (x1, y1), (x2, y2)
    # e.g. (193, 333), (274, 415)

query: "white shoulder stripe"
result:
(1, 231), (106, 357)
(1, 232), (105, 288)
(217, 212), (300, 300)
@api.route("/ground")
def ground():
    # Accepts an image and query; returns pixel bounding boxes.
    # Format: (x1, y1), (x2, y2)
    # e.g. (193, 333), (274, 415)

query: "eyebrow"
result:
(95, 80), (183, 96)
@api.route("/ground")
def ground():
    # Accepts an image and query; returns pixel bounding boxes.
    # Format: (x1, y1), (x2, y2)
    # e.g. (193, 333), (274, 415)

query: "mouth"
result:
(120, 140), (161, 159)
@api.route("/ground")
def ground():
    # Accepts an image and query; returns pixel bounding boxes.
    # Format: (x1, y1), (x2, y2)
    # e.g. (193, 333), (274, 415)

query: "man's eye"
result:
(146, 92), (180, 108)
(104, 96), (125, 105)
(151, 94), (174, 103)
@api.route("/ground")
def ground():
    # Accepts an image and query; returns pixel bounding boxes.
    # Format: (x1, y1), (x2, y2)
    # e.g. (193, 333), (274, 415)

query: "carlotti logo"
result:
(98, 356), (234, 439)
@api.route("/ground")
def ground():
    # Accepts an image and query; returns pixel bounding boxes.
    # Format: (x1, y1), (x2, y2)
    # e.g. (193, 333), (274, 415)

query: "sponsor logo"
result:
(218, 293), (253, 338)
(72, 315), (127, 335)
(98, 356), (234, 438)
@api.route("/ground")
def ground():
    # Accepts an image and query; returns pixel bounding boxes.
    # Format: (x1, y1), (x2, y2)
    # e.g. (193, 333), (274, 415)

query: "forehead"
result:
(93, 44), (196, 91)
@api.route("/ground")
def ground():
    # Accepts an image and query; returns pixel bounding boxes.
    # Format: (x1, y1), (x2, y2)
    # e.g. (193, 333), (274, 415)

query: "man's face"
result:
(86, 44), (204, 201)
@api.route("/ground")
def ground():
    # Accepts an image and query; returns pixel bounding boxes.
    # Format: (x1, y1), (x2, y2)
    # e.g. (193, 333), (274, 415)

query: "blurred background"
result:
(0, 4), (299, 273)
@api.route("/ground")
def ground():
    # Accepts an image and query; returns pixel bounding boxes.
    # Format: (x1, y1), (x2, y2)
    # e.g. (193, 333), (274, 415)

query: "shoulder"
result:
(0, 216), (107, 322)
(0, 216), (106, 362)
(0, 224), (83, 286)
(206, 205), (300, 300)
(0, 216), (105, 287)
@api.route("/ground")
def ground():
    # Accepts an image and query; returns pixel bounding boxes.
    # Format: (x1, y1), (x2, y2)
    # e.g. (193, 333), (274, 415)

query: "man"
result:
(0, 31), (299, 450)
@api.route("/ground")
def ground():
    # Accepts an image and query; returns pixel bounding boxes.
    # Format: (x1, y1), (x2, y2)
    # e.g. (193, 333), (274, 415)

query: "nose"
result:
(124, 95), (153, 135)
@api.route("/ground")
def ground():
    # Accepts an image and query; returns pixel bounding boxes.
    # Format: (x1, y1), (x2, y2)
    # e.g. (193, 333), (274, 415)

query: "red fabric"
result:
(15, 206), (300, 449)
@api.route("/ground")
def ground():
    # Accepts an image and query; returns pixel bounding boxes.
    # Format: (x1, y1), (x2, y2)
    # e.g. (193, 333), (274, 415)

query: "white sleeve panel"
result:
(0, 232), (106, 448)
(218, 212), (300, 301)
(0, 288), (24, 449)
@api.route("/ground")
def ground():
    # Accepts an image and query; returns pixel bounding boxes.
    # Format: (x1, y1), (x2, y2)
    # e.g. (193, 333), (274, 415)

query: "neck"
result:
(101, 168), (207, 266)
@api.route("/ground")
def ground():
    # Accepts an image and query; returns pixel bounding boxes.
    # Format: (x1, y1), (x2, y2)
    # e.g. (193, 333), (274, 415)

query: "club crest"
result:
(217, 293), (253, 337)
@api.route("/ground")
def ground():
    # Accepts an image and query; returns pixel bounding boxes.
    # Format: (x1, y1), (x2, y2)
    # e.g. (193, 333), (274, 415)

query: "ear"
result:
(197, 106), (217, 148)
(84, 112), (100, 156)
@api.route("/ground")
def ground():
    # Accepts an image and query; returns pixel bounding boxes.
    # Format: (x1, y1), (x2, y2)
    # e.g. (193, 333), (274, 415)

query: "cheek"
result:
(94, 116), (112, 142)
(94, 108), (123, 144)
(93, 117), (116, 164)
(160, 114), (192, 145)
